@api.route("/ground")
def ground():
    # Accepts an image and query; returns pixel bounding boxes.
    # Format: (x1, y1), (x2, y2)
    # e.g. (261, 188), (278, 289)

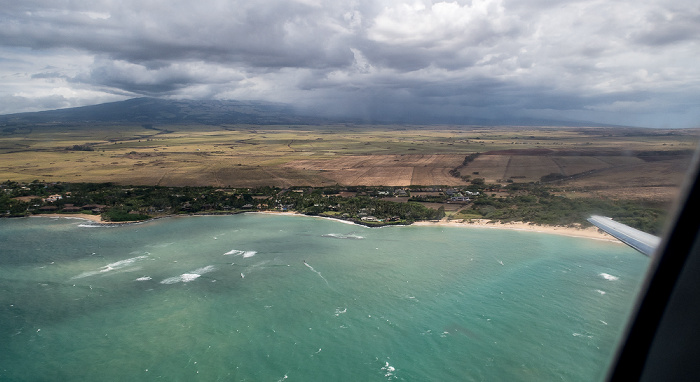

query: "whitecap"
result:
(600, 273), (619, 281)
(595, 289), (606, 295)
(135, 276), (152, 281)
(180, 273), (201, 282)
(223, 249), (256, 257)
(160, 276), (183, 285)
(381, 361), (396, 378)
(160, 265), (216, 284)
(322, 233), (365, 240)
(192, 265), (216, 275)
(71, 255), (148, 279)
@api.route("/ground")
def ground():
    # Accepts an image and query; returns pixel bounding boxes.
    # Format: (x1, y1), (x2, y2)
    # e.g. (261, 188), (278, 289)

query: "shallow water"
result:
(0, 214), (648, 381)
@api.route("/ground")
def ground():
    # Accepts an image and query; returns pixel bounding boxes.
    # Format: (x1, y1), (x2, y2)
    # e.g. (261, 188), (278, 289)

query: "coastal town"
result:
(1, 180), (665, 232)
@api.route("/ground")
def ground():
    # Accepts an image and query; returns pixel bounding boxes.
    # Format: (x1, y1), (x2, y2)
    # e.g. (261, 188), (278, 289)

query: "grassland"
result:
(1, 123), (698, 202)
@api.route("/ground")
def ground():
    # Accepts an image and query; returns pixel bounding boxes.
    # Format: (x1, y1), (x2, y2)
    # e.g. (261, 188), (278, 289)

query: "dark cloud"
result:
(631, 8), (700, 46)
(0, 0), (699, 127)
(0, 1), (360, 68)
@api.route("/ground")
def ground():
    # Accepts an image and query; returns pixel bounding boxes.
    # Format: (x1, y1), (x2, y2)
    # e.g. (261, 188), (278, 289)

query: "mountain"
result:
(0, 97), (622, 127)
(0, 98), (327, 126)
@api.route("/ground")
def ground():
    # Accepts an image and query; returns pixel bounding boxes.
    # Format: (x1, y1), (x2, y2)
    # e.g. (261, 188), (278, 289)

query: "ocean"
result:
(0, 214), (648, 381)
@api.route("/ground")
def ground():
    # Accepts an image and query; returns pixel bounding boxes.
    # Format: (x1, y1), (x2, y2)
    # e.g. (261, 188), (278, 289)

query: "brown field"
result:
(465, 154), (651, 183)
(1, 124), (698, 201)
(283, 154), (466, 186)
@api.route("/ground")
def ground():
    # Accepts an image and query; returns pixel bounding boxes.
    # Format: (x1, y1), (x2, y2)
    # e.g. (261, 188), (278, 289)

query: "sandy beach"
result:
(255, 212), (617, 242)
(413, 218), (617, 242)
(32, 213), (127, 224)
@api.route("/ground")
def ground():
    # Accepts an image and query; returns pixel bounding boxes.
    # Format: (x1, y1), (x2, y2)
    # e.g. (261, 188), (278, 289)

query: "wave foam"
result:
(224, 249), (257, 257)
(600, 273), (619, 281)
(160, 265), (216, 284)
(322, 233), (365, 240)
(78, 224), (101, 228)
(381, 361), (396, 378)
(180, 273), (201, 282)
(193, 265), (216, 275)
(72, 255), (148, 279)
(135, 276), (152, 281)
(304, 261), (329, 285)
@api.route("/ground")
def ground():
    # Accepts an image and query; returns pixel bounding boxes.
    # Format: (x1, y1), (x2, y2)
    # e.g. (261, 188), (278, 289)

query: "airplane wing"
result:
(588, 215), (661, 256)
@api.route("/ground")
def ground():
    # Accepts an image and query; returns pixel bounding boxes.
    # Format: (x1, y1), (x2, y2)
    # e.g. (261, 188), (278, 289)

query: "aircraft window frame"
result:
(607, 147), (700, 380)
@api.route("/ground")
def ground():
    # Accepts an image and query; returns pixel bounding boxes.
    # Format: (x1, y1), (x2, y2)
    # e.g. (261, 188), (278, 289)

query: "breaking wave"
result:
(224, 249), (257, 257)
(322, 233), (365, 240)
(160, 265), (216, 284)
(71, 255), (148, 279)
(599, 273), (619, 281)
(381, 361), (396, 379)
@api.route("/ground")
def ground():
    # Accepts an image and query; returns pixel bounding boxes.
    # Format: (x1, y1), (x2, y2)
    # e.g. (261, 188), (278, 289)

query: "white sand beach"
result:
(413, 219), (617, 242)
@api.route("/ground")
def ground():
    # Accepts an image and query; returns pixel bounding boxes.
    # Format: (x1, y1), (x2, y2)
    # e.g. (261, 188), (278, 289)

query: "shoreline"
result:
(31, 213), (146, 225)
(29, 212), (616, 242)
(413, 219), (616, 242)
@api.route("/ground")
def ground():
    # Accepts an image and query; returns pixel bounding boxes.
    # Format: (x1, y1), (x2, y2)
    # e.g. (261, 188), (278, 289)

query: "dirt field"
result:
(465, 154), (651, 183)
(1, 124), (698, 198)
(283, 154), (466, 186)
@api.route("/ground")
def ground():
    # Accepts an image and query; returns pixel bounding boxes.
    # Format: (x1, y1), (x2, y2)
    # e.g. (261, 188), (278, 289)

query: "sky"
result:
(1, 0), (699, 128)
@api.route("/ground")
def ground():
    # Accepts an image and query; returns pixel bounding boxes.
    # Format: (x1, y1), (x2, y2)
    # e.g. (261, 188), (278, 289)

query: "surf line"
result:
(303, 260), (329, 286)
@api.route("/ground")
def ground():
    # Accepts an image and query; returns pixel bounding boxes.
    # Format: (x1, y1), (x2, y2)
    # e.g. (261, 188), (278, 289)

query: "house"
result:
(63, 204), (82, 212)
(82, 204), (106, 213)
(44, 194), (62, 203)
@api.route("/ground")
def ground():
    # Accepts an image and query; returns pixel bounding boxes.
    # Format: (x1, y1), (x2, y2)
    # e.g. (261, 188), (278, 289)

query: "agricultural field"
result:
(1, 123), (698, 202)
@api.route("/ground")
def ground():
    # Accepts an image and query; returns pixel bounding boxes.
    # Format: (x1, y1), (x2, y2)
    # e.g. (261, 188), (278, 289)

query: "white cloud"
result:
(369, 0), (516, 47)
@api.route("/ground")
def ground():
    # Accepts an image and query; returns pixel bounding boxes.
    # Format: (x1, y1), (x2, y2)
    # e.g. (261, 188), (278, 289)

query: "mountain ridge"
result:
(0, 97), (625, 127)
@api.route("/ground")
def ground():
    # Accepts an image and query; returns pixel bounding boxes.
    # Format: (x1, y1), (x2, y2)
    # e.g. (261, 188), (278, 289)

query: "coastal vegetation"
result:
(1, 180), (668, 232)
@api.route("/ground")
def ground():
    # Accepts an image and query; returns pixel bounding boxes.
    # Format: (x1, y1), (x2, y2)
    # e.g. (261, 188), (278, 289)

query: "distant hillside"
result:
(0, 97), (622, 127)
(0, 98), (329, 126)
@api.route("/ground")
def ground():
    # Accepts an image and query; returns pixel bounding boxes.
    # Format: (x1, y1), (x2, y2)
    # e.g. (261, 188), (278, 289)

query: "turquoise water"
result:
(0, 214), (648, 381)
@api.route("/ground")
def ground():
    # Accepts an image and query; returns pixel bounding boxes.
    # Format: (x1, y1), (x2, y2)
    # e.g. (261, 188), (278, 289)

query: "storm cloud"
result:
(1, 0), (698, 127)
